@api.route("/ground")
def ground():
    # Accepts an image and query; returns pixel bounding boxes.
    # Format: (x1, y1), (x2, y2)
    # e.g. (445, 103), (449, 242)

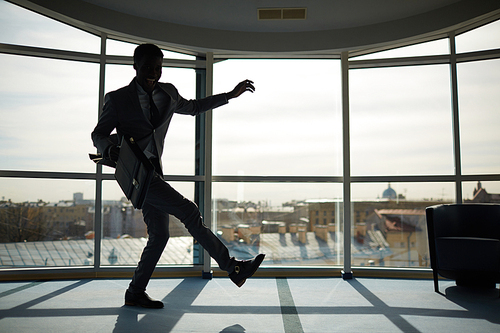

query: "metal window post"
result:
(93, 32), (107, 270)
(449, 32), (463, 204)
(194, 60), (206, 269)
(203, 52), (214, 278)
(341, 51), (353, 279)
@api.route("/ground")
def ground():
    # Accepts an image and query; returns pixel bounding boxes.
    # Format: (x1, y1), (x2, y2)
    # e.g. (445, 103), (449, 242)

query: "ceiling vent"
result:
(258, 8), (307, 20)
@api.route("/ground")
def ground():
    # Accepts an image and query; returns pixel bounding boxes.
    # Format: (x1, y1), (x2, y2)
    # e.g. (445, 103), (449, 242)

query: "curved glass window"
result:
(106, 38), (195, 60)
(2, 0), (500, 275)
(351, 39), (449, 60)
(456, 19), (500, 53)
(0, 0), (99, 53)
(106, 39), (138, 57)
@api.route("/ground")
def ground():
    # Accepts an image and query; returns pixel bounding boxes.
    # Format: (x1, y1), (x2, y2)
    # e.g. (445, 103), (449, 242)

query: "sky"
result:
(0, 0), (499, 205)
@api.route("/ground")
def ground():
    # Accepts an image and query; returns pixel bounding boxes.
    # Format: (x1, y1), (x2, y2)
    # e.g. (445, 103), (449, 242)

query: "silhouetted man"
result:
(92, 43), (264, 308)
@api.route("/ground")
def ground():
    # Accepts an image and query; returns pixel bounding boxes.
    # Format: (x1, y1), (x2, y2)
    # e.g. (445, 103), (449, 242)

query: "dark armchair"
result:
(426, 204), (500, 293)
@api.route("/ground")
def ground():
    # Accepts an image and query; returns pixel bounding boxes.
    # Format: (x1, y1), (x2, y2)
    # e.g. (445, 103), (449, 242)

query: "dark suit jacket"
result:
(92, 78), (228, 174)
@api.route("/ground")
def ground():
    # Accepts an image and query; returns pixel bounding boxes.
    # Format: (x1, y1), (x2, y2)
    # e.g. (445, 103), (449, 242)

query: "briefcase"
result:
(115, 135), (155, 209)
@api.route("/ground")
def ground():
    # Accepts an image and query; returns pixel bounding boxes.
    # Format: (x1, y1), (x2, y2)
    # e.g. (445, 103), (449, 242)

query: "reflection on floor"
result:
(0, 277), (498, 332)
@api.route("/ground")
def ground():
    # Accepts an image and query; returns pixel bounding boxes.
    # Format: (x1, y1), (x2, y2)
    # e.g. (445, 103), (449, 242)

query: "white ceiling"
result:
(79, 0), (462, 33)
(14, 0), (500, 55)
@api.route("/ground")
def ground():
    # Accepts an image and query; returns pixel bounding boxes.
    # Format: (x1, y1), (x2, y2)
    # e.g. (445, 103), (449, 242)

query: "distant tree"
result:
(0, 203), (51, 242)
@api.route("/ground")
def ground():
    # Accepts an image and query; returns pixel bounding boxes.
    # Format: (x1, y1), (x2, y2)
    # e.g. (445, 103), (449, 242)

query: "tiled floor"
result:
(0, 277), (499, 332)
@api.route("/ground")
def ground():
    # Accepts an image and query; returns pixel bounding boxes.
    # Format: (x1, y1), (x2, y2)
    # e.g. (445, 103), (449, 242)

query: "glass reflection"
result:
(351, 182), (455, 268)
(212, 182), (343, 266)
(100, 180), (195, 266)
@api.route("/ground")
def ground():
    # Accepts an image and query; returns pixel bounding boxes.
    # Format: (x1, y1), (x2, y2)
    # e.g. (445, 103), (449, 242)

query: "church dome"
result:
(382, 184), (397, 199)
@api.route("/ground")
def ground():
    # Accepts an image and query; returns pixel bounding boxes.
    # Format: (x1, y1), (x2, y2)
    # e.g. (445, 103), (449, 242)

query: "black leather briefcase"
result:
(115, 136), (155, 209)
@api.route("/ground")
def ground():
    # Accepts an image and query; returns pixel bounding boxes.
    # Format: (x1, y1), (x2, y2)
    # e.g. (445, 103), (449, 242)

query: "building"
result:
(365, 209), (428, 266)
(467, 181), (500, 203)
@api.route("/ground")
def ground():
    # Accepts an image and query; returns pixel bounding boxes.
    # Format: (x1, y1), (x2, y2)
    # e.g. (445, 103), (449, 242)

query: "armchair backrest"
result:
(425, 203), (500, 290)
(427, 203), (500, 239)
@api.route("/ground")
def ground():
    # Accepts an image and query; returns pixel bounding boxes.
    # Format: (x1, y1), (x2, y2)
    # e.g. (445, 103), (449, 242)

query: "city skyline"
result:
(2, 181), (490, 206)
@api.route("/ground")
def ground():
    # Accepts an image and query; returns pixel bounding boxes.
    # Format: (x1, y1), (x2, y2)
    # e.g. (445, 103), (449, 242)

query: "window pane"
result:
(351, 38), (449, 60)
(457, 59), (500, 174)
(0, 54), (99, 172)
(101, 180), (195, 266)
(106, 39), (137, 57)
(0, 178), (95, 268)
(463, 181), (500, 203)
(351, 182), (455, 268)
(213, 59), (342, 176)
(0, 0), (100, 53)
(456, 19), (500, 53)
(104, 63), (135, 95)
(106, 39), (195, 60)
(103, 65), (196, 175)
(161, 68), (196, 175)
(350, 65), (454, 176)
(212, 182), (343, 266)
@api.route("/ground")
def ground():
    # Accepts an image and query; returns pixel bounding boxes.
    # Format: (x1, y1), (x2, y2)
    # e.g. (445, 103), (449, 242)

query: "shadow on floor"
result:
(444, 284), (500, 325)
(219, 324), (246, 332)
(113, 278), (210, 332)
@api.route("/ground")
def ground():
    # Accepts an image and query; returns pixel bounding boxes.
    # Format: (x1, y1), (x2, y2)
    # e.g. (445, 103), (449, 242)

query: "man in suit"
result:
(92, 43), (265, 309)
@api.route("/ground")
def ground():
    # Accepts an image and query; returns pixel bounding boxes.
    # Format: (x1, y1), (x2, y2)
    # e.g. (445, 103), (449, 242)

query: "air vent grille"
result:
(258, 8), (307, 20)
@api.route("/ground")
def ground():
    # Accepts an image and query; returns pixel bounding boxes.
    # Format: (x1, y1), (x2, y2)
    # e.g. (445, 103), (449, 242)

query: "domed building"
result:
(382, 183), (397, 200)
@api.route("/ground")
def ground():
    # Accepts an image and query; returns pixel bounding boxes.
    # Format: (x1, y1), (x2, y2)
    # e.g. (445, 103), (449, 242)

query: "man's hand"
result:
(226, 80), (255, 100)
(108, 145), (120, 162)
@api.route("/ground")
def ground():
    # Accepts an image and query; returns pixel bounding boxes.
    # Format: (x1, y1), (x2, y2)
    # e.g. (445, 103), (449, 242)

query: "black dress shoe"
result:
(229, 253), (265, 288)
(124, 290), (164, 308)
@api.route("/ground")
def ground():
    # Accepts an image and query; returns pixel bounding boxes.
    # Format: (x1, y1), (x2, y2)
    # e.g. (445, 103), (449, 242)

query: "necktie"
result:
(149, 92), (161, 128)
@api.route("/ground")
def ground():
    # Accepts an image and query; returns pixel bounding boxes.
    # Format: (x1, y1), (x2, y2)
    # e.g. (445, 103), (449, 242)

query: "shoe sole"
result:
(234, 254), (266, 288)
(124, 301), (164, 309)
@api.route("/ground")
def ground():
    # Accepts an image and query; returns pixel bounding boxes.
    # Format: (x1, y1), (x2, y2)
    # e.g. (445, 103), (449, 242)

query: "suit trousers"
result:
(128, 175), (234, 293)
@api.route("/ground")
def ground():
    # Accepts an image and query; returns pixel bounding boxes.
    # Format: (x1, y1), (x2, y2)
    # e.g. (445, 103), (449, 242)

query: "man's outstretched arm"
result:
(174, 79), (255, 116)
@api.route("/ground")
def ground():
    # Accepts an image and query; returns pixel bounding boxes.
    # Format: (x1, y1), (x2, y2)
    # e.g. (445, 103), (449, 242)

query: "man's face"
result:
(134, 55), (163, 93)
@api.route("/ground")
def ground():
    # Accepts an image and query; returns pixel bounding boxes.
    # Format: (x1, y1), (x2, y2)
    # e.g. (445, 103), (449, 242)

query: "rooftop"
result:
(1, 231), (397, 268)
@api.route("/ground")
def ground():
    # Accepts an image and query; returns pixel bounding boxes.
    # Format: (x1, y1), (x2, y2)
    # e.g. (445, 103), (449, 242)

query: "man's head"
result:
(133, 44), (164, 93)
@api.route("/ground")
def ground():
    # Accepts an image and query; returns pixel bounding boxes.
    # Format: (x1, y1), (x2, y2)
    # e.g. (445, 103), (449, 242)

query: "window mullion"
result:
(341, 52), (352, 279)
(202, 52), (214, 277)
(94, 32), (107, 270)
(449, 32), (463, 203)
